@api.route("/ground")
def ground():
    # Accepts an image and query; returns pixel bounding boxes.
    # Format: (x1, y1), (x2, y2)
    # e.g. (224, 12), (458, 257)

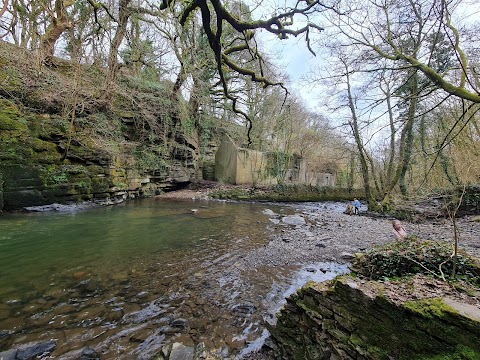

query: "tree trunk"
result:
(39, 0), (74, 61)
(345, 68), (373, 207)
(384, 82), (396, 191)
(382, 70), (418, 204)
(106, 0), (131, 84)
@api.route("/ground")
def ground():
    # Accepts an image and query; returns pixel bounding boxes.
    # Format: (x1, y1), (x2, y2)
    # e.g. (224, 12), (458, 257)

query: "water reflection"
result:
(0, 198), (344, 359)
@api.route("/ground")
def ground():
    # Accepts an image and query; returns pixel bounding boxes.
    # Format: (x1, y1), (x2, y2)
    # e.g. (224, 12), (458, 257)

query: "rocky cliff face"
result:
(268, 276), (480, 360)
(0, 43), (203, 211)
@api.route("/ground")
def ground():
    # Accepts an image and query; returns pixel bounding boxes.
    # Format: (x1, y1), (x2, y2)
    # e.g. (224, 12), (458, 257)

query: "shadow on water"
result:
(0, 198), (347, 359)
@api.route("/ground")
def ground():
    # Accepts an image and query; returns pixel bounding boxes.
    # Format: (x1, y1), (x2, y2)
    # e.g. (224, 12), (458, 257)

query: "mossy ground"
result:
(210, 184), (364, 202)
(351, 237), (480, 285)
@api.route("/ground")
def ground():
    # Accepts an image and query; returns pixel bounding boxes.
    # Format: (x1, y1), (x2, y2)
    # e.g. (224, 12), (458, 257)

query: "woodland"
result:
(1, 1), (480, 358)
(0, 0), (480, 209)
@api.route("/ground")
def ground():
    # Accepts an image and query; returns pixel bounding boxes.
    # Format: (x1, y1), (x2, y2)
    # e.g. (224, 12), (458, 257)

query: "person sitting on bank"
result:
(392, 220), (407, 240)
(353, 198), (361, 215)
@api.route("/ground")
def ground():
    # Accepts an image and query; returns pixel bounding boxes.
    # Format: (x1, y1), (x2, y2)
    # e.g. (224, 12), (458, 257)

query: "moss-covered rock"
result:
(0, 42), (201, 211)
(269, 276), (480, 360)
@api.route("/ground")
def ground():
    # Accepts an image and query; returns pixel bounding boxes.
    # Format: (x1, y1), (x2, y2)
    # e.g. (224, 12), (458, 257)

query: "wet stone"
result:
(129, 328), (155, 343)
(174, 334), (195, 346)
(10, 340), (56, 360)
(136, 291), (149, 299)
(53, 304), (76, 315)
(232, 304), (256, 315)
(0, 330), (13, 339)
(77, 347), (100, 360)
(76, 306), (105, 321)
(76, 279), (101, 295)
(122, 303), (166, 324)
(225, 337), (246, 350)
(170, 318), (188, 329)
(159, 325), (181, 335)
(281, 215), (306, 226)
(106, 308), (123, 322)
(169, 342), (195, 360)
(134, 331), (166, 360)
(0, 349), (16, 360)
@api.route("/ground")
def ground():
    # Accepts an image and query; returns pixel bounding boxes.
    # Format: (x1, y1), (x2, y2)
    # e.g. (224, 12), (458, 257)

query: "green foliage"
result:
(120, 39), (156, 69)
(0, 65), (23, 92)
(266, 151), (290, 181)
(0, 99), (25, 131)
(132, 145), (169, 171)
(351, 238), (480, 284)
(41, 165), (70, 185)
(122, 75), (170, 94)
(460, 185), (480, 214)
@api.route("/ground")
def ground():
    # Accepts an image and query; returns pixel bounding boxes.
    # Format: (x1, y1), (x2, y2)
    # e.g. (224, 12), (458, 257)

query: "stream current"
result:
(0, 198), (346, 359)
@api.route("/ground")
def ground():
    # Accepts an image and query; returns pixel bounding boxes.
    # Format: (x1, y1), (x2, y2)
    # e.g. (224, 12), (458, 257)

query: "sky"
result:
(249, 0), (328, 112)
(251, 0), (480, 117)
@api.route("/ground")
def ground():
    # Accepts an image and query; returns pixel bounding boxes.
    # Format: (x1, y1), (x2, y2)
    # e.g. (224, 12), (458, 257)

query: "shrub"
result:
(351, 237), (480, 284)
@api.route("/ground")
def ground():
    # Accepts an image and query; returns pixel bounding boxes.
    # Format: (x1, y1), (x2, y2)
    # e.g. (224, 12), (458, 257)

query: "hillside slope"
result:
(0, 41), (205, 211)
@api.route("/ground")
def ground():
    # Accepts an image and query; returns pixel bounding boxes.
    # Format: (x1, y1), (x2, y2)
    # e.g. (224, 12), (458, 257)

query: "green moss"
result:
(349, 335), (390, 359)
(40, 165), (68, 185)
(0, 65), (24, 92)
(210, 185), (364, 202)
(91, 177), (111, 193)
(0, 99), (26, 131)
(404, 298), (458, 319)
(351, 238), (480, 284)
(414, 345), (480, 360)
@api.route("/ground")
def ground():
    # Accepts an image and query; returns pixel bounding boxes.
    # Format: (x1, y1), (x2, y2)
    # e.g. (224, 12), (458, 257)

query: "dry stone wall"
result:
(268, 276), (480, 360)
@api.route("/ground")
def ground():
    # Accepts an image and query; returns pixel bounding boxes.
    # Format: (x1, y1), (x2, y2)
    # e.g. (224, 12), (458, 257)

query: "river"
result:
(0, 198), (347, 359)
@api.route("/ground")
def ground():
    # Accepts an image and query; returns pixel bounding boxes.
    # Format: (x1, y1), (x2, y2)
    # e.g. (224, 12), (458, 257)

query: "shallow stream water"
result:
(0, 198), (347, 359)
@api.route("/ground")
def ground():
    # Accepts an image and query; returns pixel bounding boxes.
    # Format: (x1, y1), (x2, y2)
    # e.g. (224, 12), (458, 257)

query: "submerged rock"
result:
(281, 215), (306, 226)
(0, 340), (56, 360)
(169, 342), (195, 360)
(262, 209), (277, 216)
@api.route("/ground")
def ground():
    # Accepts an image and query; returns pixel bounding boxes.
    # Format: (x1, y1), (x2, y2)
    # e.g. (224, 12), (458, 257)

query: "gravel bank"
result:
(158, 189), (480, 263)
(157, 189), (480, 360)
(249, 203), (480, 266)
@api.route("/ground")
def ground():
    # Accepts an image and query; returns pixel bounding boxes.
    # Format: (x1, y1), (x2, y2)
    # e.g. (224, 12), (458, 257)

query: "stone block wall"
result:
(268, 276), (480, 360)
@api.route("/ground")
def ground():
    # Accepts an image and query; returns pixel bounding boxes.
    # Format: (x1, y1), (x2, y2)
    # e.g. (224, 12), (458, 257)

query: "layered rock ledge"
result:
(268, 275), (480, 360)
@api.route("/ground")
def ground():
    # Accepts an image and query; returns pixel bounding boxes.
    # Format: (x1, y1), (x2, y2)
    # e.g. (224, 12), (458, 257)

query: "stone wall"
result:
(268, 276), (480, 360)
(215, 134), (335, 186)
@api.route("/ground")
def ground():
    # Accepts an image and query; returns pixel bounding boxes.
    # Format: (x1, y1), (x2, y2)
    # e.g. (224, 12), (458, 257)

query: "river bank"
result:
(1, 189), (479, 359)
(156, 186), (480, 261)
(155, 186), (480, 359)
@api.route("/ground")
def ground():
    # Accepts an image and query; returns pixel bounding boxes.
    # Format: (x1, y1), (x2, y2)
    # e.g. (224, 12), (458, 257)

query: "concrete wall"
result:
(235, 148), (277, 185)
(215, 134), (335, 186)
(214, 135), (237, 184)
(215, 134), (277, 185)
(305, 171), (336, 187)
